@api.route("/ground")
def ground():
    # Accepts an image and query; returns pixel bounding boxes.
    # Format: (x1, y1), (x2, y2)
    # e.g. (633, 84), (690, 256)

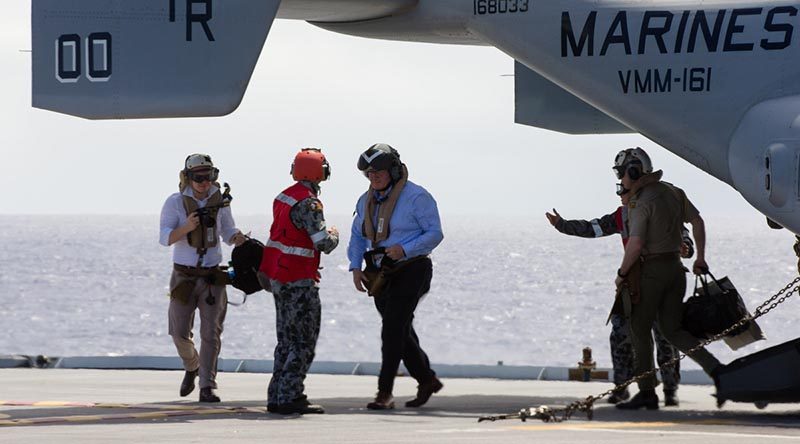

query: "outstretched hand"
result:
(545, 208), (562, 227)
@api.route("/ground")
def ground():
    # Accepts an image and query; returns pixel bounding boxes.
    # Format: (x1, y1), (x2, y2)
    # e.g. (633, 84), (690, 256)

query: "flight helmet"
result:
(184, 153), (219, 182)
(358, 143), (403, 181)
(291, 148), (331, 182)
(613, 147), (653, 181)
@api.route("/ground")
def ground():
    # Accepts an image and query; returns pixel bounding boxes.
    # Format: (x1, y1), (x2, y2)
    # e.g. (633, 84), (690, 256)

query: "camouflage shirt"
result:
(271, 182), (339, 292)
(555, 206), (694, 257)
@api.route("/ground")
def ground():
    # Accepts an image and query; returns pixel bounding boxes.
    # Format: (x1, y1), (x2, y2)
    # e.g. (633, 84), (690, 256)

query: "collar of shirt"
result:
(299, 180), (321, 196)
(182, 184), (220, 204)
(372, 185), (393, 203)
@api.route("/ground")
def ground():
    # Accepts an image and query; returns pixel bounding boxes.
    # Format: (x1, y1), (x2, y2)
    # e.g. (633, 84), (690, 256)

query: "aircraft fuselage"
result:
(313, 0), (800, 233)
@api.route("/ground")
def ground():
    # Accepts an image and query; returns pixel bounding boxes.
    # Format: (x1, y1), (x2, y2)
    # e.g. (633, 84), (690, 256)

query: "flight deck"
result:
(1, 368), (798, 443)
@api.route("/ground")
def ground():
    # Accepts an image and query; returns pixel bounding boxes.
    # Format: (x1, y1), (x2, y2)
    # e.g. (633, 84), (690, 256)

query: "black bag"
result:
(682, 272), (751, 339)
(362, 248), (395, 297)
(229, 237), (266, 295)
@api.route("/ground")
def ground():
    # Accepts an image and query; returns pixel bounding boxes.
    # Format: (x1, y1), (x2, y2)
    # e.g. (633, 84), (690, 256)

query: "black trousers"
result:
(373, 257), (436, 393)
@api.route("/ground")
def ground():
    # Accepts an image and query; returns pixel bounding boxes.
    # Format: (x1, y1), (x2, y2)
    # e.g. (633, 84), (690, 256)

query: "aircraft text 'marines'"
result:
(562, 7), (798, 57)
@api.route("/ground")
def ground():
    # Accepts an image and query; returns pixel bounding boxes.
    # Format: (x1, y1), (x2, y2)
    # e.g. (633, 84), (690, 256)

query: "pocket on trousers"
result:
(170, 280), (195, 305)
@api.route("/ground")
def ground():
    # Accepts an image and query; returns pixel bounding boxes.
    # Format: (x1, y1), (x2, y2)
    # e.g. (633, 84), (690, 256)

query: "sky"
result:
(0, 2), (767, 226)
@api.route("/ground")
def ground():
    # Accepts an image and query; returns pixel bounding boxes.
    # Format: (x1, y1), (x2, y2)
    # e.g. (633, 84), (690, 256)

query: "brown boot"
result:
(405, 376), (443, 408)
(366, 391), (394, 410)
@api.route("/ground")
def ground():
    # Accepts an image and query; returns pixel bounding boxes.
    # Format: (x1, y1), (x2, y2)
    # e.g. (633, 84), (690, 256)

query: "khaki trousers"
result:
(168, 268), (228, 389)
(630, 257), (720, 390)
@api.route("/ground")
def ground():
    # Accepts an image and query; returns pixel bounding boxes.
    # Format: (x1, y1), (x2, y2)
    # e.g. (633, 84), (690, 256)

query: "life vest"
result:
(182, 188), (224, 252)
(613, 205), (630, 247)
(260, 182), (321, 283)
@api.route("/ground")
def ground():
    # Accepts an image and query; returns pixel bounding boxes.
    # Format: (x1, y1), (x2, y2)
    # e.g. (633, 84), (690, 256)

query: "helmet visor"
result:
(188, 168), (219, 183)
(358, 151), (394, 173)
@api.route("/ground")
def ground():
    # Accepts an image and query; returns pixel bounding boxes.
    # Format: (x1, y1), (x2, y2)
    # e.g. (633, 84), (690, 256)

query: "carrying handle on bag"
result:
(695, 270), (724, 297)
(704, 270), (722, 286)
(363, 247), (395, 271)
(694, 274), (710, 297)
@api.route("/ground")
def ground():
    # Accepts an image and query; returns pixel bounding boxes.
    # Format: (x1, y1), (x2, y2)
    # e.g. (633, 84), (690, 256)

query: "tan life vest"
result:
(181, 189), (224, 252)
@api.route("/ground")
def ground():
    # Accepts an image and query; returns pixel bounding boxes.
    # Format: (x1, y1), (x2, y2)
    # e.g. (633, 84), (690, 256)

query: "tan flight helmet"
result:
(180, 153), (219, 190)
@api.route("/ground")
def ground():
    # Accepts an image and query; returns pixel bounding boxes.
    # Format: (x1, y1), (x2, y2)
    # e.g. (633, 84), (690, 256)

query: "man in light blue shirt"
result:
(348, 143), (444, 410)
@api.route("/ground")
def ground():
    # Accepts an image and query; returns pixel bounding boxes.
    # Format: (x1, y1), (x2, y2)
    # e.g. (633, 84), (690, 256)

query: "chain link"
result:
(478, 274), (800, 423)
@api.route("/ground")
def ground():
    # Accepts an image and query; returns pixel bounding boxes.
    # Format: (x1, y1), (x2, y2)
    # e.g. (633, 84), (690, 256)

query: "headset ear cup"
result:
(391, 162), (402, 181)
(628, 166), (640, 181)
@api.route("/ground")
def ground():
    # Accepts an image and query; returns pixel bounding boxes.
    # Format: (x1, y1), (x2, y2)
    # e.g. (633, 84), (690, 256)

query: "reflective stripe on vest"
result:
(265, 239), (316, 258)
(260, 182), (322, 283)
(275, 193), (298, 207)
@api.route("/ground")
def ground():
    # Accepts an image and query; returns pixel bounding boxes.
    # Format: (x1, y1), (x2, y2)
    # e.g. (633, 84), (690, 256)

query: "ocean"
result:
(1, 214), (797, 370)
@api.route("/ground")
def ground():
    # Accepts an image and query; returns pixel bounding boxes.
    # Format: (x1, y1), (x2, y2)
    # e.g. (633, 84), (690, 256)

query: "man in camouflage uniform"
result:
(546, 193), (693, 406)
(260, 148), (339, 415)
(611, 147), (723, 410)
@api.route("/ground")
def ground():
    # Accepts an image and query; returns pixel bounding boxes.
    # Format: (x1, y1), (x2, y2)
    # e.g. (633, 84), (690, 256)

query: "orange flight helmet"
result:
(291, 148), (331, 182)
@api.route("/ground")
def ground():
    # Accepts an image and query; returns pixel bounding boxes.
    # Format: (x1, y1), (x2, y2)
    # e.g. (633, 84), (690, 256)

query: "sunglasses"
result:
(188, 169), (219, 183)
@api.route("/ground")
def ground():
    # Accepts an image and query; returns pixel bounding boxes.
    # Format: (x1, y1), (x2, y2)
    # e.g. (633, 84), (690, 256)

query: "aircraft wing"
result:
(514, 62), (633, 135)
(31, 0), (418, 119)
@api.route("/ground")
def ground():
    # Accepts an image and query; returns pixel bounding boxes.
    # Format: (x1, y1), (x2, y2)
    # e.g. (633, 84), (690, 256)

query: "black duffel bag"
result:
(682, 271), (751, 339)
(229, 237), (266, 296)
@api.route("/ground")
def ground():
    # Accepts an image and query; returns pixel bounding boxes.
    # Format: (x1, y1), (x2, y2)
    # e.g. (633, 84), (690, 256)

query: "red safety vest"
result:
(260, 183), (321, 283)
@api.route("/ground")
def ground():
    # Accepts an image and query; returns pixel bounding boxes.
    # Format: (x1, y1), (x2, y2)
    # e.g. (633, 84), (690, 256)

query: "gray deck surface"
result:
(1, 369), (798, 443)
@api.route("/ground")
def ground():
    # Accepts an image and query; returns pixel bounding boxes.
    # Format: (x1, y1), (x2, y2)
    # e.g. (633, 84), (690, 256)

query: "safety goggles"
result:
(612, 166), (626, 180)
(188, 168), (219, 183)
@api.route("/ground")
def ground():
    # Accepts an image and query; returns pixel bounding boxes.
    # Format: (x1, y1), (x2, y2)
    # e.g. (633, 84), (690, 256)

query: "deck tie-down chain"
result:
(478, 274), (800, 423)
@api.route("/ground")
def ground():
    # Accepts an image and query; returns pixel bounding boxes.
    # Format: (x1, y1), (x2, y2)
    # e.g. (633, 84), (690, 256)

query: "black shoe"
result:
(268, 399), (325, 415)
(179, 369), (198, 397)
(367, 391), (395, 410)
(607, 387), (630, 404)
(664, 389), (679, 407)
(616, 389), (659, 410)
(405, 377), (444, 408)
(199, 387), (220, 403)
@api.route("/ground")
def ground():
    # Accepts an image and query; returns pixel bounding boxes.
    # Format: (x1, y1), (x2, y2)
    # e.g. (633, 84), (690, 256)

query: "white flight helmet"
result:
(613, 147), (653, 181)
(185, 153), (215, 171)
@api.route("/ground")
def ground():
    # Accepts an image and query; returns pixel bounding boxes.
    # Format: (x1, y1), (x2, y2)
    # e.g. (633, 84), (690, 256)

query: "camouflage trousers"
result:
(610, 314), (680, 391)
(268, 285), (321, 406)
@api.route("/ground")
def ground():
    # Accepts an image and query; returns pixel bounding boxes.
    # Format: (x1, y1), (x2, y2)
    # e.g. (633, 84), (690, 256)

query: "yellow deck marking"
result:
(0, 404), (267, 427)
(0, 400), (260, 411)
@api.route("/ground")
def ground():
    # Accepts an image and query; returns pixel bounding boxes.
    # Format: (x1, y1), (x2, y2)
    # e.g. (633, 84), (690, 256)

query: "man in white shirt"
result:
(159, 154), (245, 402)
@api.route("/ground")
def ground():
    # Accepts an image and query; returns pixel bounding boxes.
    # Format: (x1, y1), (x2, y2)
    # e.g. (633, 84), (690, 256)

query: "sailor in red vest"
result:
(546, 185), (693, 407)
(260, 148), (339, 415)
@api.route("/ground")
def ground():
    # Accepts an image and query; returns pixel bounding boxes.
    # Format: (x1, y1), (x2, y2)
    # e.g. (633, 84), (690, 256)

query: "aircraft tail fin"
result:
(32, 0), (281, 119)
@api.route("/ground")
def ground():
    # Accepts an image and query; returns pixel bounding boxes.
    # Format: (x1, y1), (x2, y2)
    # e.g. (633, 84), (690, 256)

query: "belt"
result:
(174, 263), (217, 276)
(641, 252), (680, 262)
